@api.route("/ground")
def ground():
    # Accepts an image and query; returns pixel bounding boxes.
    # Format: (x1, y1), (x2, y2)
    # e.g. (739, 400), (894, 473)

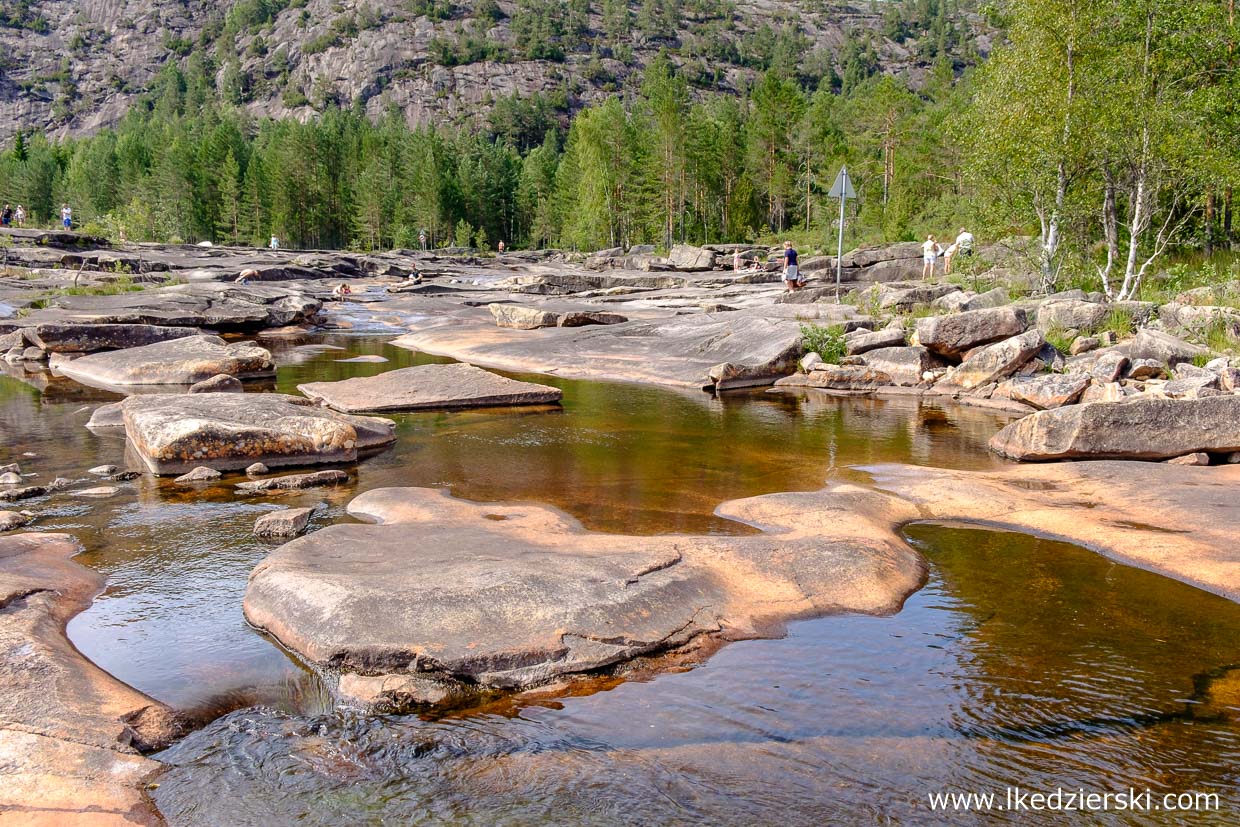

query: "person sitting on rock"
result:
(235, 268), (259, 283)
(332, 283), (352, 298)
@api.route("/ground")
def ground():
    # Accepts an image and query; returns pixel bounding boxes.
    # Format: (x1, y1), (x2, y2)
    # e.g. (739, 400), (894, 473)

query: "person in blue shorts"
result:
(61, 204), (72, 229)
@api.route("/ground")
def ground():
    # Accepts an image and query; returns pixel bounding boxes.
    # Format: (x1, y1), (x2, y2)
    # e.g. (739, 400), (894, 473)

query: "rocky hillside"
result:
(0, 0), (990, 141)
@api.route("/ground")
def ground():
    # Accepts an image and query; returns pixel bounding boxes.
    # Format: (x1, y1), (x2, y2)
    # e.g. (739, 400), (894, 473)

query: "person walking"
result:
(782, 240), (802, 291)
(14, 205), (25, 227)
(61, 204), (72, 230)
(0, 205), (11, 227)
(921, 235), (940, 279)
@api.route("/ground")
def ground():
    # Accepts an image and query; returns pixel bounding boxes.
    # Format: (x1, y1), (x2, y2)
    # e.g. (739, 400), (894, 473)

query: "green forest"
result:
(0, 0), (1236, 299)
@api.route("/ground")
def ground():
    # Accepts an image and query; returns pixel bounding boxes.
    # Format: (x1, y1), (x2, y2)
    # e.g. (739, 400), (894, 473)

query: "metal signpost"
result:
(827, 166), (856, 298)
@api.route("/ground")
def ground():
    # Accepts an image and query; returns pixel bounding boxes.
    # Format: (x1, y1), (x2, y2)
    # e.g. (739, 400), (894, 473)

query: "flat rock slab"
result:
(20, 322), (199, 354)
(118, 393), (395, 474)
(237, 470), (349, 494)
(254, 507), (315, 537)
(0, 533), (179, 824)
(56, 335), (274, 389)
(298, 363), (563, 414)
(244, 485), (926, 711)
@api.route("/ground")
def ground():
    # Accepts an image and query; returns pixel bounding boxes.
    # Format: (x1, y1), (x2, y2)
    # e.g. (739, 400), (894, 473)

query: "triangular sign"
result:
(828, 166), (856, 199)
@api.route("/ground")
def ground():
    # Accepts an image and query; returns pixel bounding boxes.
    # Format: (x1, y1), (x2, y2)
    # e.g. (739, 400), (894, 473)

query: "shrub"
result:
(799, 323), (847, 364)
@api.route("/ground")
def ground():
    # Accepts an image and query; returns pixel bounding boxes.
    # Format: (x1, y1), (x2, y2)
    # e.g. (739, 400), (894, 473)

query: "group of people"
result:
(0, 204), (26, 227)
(0, 204), (75, 229)
(922, 228), (974, 278)
(731, 242), (806, 291)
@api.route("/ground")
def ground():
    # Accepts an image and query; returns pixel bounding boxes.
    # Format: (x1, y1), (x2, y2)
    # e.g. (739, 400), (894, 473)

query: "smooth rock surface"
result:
(244, 486), (926, 709)
(1126, 329), (1208, 366)
(860, 346), (945, 387)
(56, 335), (274, 388)
(188, 373), (244, 394)
(1003, 373), (1092, 410)
(119, 393), (395, 474)
(489, 304), (561, 330)
(0, 533), (180, 825)
(236, 470), (350, 494)
(298, 363), (563, 414)
(990, 396), (1240, 461)
(174, 466), (222, 484)
(21, 322), (198, 354)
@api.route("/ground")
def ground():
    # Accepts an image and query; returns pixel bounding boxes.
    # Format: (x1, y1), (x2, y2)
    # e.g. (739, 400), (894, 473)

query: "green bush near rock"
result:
(799, 323), (847, 365)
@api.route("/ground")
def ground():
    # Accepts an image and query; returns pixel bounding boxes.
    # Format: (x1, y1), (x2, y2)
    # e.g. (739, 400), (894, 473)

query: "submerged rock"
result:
(990, 396), (1240, 461)
(188, 373), (244, 394)
(297, 363), (563, 414)
(0, 511), (32, 531)
(236, 470), (349, 494)
(174, 466), (222, 484)
(56, 335), (274, 388)
(119, 393), (395, 474)
(243, 485), (925, 711)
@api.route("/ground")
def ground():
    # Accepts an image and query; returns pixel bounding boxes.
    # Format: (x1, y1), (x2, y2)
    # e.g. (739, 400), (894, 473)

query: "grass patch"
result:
(799, 323), (847, 364)
(1097, 306), (1136, 339)
(1044, 326), (1076, 354)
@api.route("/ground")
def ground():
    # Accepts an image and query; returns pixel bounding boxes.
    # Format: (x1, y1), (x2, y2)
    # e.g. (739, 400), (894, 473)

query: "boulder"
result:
(915, 306), (1027, 358)
(937, 330), (1045, 391)
(1167, 453), (1210, 466)
(189, 373), (244, 394)
(1089, 350), (1130, 383)
(790, 365), (892, 391)
(0, 472), (22, 485)
(1080, 381), (1126, 404)
(246, 463), (270, 476)
(0, 511), (32, 531)
(254, 507), (315, 538)
(0, 486), (46, 502)
(174, 466), (221, 484)
(1126, 329), (1208, 366)
(71, 486), (120, 498)
(877, 283), (960, 311)
(798, 352), (823, 372)
(960, 288), (1010, 311)
(557, 310), (628, 327)
(23, 323), (198, 354)
(990, 396), (1240, 461)
(1035, 298), (1109, 333)
(860, 346), (945, 387)
(119, 393), (395, 474)
(1126, 358), (1167, 380)
(236, 470), (349, 494)
(667, 244), (717, 271)
(845, 327), (906, 356)
(242, 485), (925, 709)
(1069, 336), (1100, 355)
(87, 465), (117, 476)
(298, 363), (562, 414)
(488, 304), (561, 330)
(1003, 373), (1091, 410)
(55, 335), (274, 388)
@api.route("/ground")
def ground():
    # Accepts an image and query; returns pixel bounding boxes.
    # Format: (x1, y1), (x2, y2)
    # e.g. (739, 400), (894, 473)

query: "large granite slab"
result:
(298, 363), (562, 413)
(119, 393), (396, 474)
(55, 335), (274, 388)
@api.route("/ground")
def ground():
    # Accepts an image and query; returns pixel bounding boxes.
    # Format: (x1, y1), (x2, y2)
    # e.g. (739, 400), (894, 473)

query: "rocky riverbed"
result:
(2, 231), (1239, 822)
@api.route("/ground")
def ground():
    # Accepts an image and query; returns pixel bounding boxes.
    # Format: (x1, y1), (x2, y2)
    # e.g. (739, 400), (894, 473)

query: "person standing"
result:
(921, 235), (940, 279)
(61, 204), (72, 229)
(497, 240), (505, 254)
(418, 229), (427, 250)
(733, 249), (741, 272)
(0, 205), (11, 227)
(782, 240), (802, 291)
(955, 227), (975, 258)
(14, 205), (25, 227)
(269, 235), (279, 250)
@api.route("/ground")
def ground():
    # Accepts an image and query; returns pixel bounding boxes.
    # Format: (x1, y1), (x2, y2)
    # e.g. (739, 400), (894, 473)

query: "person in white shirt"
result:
(921, 235), (941, 279)
(269, 235), (279, 250)
(955, 228), (974, 255)
(61, 204), (72, 229)
(14, 205), (25, 226)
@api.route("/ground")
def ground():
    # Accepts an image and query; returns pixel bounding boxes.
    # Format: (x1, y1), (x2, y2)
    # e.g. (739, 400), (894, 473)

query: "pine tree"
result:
(216, 150), (242, 244)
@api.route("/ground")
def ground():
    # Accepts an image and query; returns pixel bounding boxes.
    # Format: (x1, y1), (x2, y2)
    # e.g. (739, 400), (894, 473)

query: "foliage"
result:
(799, 323), (847, 364)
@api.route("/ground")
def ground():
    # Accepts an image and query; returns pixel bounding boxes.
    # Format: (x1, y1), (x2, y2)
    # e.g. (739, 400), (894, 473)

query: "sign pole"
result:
(836, 170), (847, 298)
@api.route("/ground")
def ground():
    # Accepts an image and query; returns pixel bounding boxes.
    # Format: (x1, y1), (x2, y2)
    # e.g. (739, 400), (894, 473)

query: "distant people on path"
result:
(269, 235), (279, 250)
(14, 205), (24, 227)
(782, 240), (803, 291)
(0, 205), (11, 227)
(235, 268), (259, 284)
(61, 204), (72, 230)
(922, 235), (941, 279)
(419, 229), (427, 250)
(332, 283), (352, 298)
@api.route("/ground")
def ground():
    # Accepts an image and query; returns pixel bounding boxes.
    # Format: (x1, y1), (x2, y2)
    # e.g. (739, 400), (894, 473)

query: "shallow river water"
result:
(2, 326), (1238, 824)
